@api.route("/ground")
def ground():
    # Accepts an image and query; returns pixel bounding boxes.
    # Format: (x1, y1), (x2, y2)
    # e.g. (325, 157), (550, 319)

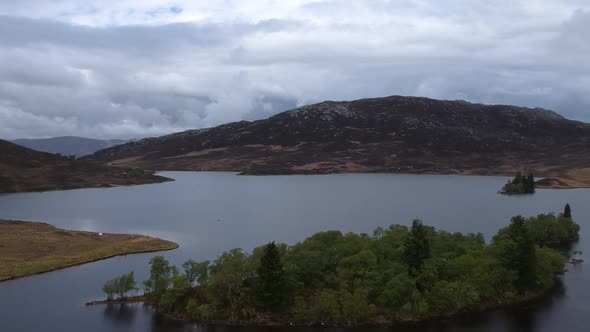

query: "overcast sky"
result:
(1, 1), (589, 139)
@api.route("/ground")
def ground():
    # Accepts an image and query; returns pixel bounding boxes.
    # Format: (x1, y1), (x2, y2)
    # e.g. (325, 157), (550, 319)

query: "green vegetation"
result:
(102, 272), (137, 300)
(523, 213), (579, 246)
(501, 172), (535, 194)
(102, 209), (579, 326)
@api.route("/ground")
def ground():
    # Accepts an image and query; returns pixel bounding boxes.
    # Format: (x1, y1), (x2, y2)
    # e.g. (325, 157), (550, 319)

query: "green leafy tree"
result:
(208, 248), (254, 320)
(376, 273), (415, 310)
(143, 256), (174, 302)
(186, 299), (215, 322)
(256, 242), (286, 311)
(160, 274), (191, 309)
(340, 288), (375, 325)
(102, 281), (116, 300)
(102, 271), (137, 300)
(182, 259), (210, 285)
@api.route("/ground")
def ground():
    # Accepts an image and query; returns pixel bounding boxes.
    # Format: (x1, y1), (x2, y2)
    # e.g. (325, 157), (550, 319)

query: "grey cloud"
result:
(0, 3), (589, 140)
(0, 15), (300, 56)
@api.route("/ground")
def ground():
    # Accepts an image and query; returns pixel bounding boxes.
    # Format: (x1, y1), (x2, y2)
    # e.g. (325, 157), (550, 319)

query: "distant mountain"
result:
(0, 139), (169, 193)
(11, 136), (129, 157)
(85, 95), (590, 188)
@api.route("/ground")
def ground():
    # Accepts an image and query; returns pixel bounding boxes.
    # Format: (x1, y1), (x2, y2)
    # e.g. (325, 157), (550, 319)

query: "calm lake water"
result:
(0, 172), (588, 332)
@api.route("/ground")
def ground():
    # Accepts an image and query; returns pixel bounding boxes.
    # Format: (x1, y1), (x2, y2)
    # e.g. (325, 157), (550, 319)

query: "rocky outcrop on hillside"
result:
(85, 96), (590, 186)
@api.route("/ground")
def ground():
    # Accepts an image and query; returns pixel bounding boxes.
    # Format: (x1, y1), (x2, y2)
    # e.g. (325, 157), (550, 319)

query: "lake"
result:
(0, 172), (588, 332)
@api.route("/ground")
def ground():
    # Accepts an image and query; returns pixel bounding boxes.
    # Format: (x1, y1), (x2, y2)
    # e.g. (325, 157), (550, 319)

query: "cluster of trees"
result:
(104, 206), (578, 325)
(102, 271), (137, 300)
(502, 172), (535, 194)
(522, 205), (579, 245)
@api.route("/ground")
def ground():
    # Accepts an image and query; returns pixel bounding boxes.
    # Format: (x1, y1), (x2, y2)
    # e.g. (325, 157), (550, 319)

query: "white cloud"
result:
(0, 1), (589, 139)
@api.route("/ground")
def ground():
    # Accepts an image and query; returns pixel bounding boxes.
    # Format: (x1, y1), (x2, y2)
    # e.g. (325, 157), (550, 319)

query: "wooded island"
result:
(99, 205), (579, 326)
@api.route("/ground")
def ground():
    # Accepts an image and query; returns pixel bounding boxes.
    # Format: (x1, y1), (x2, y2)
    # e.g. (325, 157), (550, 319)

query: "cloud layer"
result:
(0, 1), (589, 139)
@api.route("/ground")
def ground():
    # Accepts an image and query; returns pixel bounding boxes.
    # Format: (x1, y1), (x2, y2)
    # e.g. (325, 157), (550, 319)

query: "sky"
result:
(0, 0), (589, 139)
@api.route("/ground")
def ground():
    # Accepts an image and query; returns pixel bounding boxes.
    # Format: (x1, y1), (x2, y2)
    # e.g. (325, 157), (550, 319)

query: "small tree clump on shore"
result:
(102, 271), (137, 300)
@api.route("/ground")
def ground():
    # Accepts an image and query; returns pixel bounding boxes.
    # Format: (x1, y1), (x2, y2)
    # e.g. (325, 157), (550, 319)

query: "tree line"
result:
(103, 205), (579, 325)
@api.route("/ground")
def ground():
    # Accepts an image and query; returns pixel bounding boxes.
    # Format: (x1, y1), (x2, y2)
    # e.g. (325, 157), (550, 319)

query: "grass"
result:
(0, 220), (178, 281)
(566, 168), (590, 183)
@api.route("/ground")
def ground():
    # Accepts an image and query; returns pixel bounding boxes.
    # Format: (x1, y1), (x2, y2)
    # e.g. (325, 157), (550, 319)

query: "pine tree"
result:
(256, 242), (286, 311)
(404, 219), (431, 276)
(564, 203), (572, 219)
(505, 216), (537, 293)
(513, 172), (523, 185)
(526, 173), (535, 193)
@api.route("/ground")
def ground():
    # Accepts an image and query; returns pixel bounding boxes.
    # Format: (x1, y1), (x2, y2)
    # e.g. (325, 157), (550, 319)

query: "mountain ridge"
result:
(11, 136), (129, 157)
(84, 95), (590, 187)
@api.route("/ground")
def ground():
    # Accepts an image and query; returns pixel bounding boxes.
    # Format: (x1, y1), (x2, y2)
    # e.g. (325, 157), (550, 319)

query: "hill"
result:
(0, 139), (170, 193)
(85, 96), (590, 188)
(11, 136), (129, 157)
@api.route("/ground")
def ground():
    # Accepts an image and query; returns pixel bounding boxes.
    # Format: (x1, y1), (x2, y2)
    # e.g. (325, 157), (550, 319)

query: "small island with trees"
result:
(501, 172), (536, 195)
(94, 205), (580, 327)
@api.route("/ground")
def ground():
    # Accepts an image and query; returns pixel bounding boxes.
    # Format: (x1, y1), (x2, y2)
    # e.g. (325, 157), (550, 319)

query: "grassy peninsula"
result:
(97, 206), (579, 327)
(0, 220), (178, 281)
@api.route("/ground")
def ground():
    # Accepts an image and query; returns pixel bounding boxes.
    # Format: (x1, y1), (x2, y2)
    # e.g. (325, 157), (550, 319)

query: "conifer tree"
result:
(504, 216), (537, 293)
(256, 242), (286, 311)
(404, 219), (431, 276)
(526, 173), (535, 193)
(564, 203), (572, 219)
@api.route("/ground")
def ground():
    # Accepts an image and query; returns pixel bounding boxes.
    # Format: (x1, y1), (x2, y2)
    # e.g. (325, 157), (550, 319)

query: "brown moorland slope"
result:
(85, 96), (590, 188)
(0, 139), (171, 193)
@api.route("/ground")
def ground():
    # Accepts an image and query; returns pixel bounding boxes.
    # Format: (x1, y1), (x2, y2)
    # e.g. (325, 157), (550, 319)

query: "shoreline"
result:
(0, 244), (179, 283)
(0, 175), (174, 195)
(86, 287), (555, 328)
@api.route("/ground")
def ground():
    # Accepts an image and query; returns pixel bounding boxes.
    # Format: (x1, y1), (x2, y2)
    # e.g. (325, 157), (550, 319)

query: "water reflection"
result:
(144, 282), (566, 332)
(103, 304), (137, 326)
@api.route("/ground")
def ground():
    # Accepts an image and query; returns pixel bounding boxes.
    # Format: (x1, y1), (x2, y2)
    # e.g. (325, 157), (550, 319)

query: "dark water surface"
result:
(0, 172), (588, 332)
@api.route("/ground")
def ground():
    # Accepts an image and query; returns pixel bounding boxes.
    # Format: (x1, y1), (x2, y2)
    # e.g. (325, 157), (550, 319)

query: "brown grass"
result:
(0, 220), (178, 281)
(566, 168), (590, 183)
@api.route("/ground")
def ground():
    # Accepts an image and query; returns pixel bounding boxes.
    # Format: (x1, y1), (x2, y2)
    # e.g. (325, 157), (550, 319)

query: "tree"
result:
(340, 288), (375, 325)
(102, 271), (137, 300)
(502, 172), (535, 194)
(525, 173), (536, 193)
(143, 256), (175, 302)
(563, 203), (572, 219)
(513, 172), (523, 185)
(403, 219), (431, 276)
(160, 274), (191, 308)
(502, 216), (537, 293)
(182, 259), (210, 285)
(256, 242), (286, 311)
(116, 271), (137, 299)
(102, 281), (116, 300)
(208, 248), (253, 320)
